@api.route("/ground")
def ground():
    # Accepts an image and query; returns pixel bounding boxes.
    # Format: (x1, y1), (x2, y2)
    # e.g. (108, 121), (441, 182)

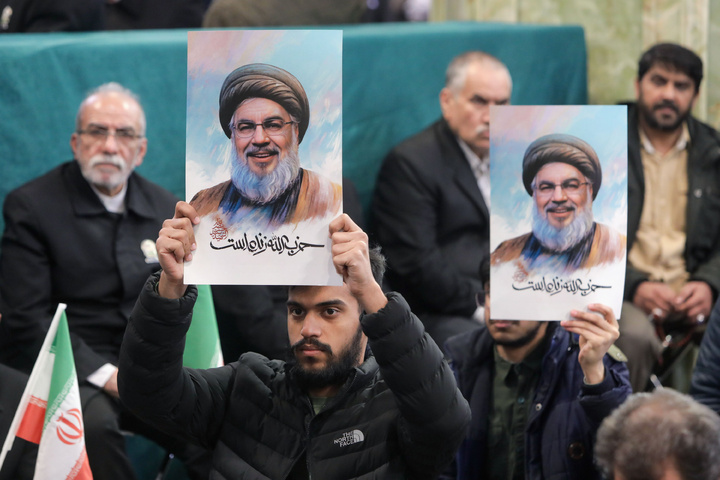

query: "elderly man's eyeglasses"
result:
(534, 180), (590, 197)
(232, 119), (295, 138)
(77, 127), (143, 145)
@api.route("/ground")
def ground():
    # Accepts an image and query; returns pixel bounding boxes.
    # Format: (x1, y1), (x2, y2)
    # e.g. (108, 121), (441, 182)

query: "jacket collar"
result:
(64, 160), (155, 219)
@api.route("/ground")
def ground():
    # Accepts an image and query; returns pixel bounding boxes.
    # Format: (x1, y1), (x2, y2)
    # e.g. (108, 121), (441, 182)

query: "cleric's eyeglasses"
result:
(77, 127), (143, 145)
(231, 119), (295, 138)
(533, 180), (590, 197)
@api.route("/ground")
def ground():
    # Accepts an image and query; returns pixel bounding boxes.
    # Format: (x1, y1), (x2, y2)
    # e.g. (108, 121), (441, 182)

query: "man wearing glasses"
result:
(491, 134), (626, 275)
(0, 83), (209, 479)
(190, 63), (342, 231)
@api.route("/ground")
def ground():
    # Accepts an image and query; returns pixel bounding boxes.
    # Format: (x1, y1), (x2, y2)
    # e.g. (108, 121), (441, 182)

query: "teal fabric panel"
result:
(0, 22), (586, 236)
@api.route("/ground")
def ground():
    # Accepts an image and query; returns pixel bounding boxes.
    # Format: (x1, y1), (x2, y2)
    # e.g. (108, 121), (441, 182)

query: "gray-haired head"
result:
(444, 51), (513, 94)
(75, 82), (146, 135)
(595, 389), (720, 480)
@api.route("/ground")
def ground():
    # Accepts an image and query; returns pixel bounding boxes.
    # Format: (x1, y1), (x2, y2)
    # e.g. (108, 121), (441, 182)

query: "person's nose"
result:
(102, 132), (120, 154)
(551, 185), (568, 202)
(480, 105), (491, 124)
(252, 123), (270, 144)
(660, 82), (678, 102)
(300, 312), (322, 338)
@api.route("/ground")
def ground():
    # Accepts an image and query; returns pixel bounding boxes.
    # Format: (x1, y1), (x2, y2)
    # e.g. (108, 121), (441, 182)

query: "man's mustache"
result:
(291, 337), (333, 355)
(245, 145), (279, 156)
(476, 124), (489, 136)
(653, 100), (679, 114)
(546, 203), (576, 213)
(89, 154), (125, 169)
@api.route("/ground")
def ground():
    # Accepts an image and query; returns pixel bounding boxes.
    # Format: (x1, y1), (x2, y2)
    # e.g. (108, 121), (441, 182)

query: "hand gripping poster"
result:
(184, 30), (343, 285)
(489, 105), (627, 321)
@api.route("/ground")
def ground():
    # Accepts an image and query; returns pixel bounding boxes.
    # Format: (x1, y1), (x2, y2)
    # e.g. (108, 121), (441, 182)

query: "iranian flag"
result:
(0, 304), (93, 479)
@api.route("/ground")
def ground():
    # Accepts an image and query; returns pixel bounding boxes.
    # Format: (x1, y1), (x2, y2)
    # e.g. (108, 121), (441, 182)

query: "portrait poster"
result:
(184, 30), (343, 286)
(489, 105), (627, 321)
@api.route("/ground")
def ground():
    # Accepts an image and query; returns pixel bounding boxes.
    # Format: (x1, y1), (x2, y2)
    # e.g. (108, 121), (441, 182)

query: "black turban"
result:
(522, 133), (602, 200)
(218, 63), (310, 143)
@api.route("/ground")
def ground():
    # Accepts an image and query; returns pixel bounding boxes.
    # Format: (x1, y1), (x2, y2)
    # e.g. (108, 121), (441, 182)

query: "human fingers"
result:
(675, 282), (712, 316)
(174, 201), (200, 224)
(563, 305), (618, 341)
(159, 217), (196, 262)
(329, 213), (360, 237)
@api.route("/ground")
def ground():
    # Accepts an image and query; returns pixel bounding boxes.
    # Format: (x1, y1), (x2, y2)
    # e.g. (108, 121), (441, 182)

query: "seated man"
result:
(443, 259), (630, 479)
(0, 83), (208, 479)
(596, 389), (720, 480)
(118, 208), (471, 479)
(372, 51), (512, 349)
(619, 43), (720, 392)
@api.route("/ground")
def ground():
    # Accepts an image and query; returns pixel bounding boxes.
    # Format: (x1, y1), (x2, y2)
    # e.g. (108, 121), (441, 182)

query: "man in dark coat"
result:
(0, 83), (208, 480)
(372, 51), (511, 350)
(617, 43), (720, 391)
(118, 210), (471, 479)
(443, 260), (631, 479)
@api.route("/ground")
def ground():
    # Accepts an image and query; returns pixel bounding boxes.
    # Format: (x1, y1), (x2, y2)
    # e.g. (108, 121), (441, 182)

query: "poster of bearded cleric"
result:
(489, 105), (627, 321)
(184, 30), (343, 285)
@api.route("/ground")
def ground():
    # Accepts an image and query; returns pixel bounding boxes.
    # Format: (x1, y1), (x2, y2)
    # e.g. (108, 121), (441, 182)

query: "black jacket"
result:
(372, 118), (488, 317)
(118, 274), (471, 479)
(443, 324), (631, 480)
(0, 161), (177, 378)
(626, 102), (720, 300)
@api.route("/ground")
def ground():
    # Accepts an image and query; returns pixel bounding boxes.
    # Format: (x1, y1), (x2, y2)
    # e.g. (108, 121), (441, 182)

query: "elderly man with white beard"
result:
(0, 82), (211, 479)
(491, 134), (626, 275)
(190, 63), (342, 231)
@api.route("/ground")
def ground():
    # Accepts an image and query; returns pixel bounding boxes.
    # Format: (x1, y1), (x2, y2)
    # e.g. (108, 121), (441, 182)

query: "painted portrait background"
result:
(184, 30), (343, 286)
(489, 105), (628, 320)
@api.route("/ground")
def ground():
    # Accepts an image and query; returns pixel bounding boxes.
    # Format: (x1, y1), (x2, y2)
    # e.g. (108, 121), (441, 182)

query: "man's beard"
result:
(639, 98), (691, 132)
(288, 325), (364, 392)
(490, 321), (544, 349)
(531, 194), (594, 252)
(230, 139), (301, 204)
(80, 154), (133, 193)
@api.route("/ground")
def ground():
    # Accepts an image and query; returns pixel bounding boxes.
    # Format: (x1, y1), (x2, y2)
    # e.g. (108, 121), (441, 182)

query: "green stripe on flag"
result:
(44, 312), (75, 429)
(184, 284), (223, 369)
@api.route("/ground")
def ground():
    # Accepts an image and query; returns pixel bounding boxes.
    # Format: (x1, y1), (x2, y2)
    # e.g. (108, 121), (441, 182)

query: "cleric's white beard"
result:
(230, 141), (301, 204)
(531, 194), (594, 252)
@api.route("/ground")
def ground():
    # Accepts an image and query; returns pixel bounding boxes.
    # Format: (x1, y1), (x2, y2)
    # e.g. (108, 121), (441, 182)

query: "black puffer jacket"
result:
(118, 273), (470, 479)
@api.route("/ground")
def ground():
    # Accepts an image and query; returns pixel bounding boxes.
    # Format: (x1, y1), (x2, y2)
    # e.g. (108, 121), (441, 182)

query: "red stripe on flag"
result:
(67, 447), (93, 480)
(16, 396), (47, 444)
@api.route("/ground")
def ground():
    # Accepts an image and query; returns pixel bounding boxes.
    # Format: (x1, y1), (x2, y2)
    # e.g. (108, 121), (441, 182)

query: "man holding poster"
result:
(442, 260), (630, 480)
(118, 207), (470, 479)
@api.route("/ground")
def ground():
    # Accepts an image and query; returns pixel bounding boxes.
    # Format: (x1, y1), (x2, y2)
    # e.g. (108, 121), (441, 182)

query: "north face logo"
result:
(333, 429), (365, 447)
